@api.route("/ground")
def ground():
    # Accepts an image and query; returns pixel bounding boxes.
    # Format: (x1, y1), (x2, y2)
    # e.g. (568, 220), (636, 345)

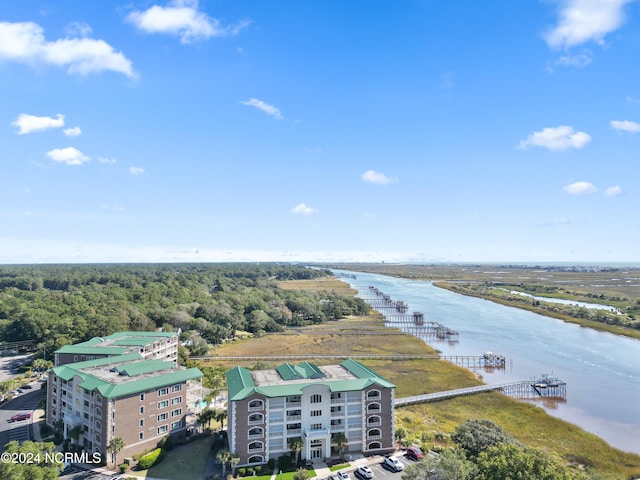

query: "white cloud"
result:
(63, 126), (82, 137)
(361, 170), (386, 184)
(127, 0), (250, 44)
(65, 22), (92, 38)
(291, 203), (316, 215)
(544, 0), (635, 49)
(98, 156), (117, 164)
(605, 185), (623, 196)
(555, 51), (592, 68)
(129, 166), (145, 175)
(240, 98), (282, 119)
(563, 181), (597, 194)
(627, 96), (640, 104)
(361, 170), (396, 185)
(0, 21), (135, 78)
(46, 147), (90, 166)
(518, 125), (591, 151)
(12, 113), (64, 134)
(610, 119), (640, 133)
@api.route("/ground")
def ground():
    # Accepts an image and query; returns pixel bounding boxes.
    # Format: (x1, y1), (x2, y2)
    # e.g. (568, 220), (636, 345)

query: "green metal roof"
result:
(111, 338), (157, 347)
(227, 359), (395, 401)
(55, 345), (129, 355)
(104, 331), (177, 339)
(116, 359), (176, 377)
(53, 352), (143, 371)
(53, 360), (202, 399)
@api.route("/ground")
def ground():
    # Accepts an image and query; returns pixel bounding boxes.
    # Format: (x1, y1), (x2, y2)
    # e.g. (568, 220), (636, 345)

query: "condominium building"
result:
(54, 331), (179, 367)
(226, 359), (395, 466)
(47, 332), (202, 465)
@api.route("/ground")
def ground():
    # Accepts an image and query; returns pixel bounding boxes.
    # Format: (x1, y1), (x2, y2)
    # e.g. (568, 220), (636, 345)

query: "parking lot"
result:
(348, 452), (418, 480)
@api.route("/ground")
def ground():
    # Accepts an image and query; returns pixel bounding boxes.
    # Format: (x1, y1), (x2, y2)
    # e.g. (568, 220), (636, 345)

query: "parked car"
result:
(21, 384), (33, 390)
(355, 466), (373, 479)
(383, 456), (404, 472)
(405, 446), (424, 460)
(10, 413), (31, 422)
(337, 472), (350, 480)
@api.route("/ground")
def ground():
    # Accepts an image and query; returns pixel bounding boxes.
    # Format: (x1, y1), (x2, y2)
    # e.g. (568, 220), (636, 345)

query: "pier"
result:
(395, 376), (567, 406)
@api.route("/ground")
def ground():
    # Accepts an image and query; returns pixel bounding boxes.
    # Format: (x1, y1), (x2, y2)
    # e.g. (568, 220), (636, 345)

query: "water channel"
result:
(332, 269), (640, 455)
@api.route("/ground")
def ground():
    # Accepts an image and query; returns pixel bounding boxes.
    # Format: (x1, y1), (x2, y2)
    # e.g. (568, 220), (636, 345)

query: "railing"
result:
(248, 419), (264, 426)
(248, 433), (264, 440)
(248, 446), (264, 454)
(331, 411), (343, 418)
(286, 429), (302, 435)
(286, 415), (302, 421)
(367, 420), (381, 427)
(367, 434), (382, 440)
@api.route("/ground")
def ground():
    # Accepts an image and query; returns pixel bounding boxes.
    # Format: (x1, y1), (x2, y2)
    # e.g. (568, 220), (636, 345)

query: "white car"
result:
(337, 472), (350, 480)
(355, 466), (373, 479)
(383, 456), (404, 472)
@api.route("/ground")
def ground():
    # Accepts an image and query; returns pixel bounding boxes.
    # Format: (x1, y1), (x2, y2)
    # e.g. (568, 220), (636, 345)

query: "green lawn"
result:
(249, 470), (316, 480)
(135, 435), (214, 480)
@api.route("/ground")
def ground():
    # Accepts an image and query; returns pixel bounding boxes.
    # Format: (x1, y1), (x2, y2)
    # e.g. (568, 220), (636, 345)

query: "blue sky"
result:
(1, 0), (639, 264)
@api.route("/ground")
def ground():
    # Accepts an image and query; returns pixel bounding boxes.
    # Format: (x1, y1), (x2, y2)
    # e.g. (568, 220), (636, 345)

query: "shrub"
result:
(238, 468), (246, 477)
(278, 455), (293, 471)
(267, 459), (275, 470)
(246, 467), (254, 476)
(157, 434), (175, 451)
(119, 463), (128, 474)
(138, 448), (165, 470)
(255, 466), (262, 474)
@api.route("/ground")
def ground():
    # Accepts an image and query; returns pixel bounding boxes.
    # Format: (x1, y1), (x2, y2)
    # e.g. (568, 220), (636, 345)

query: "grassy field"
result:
(134, 435), (214, 479)
(198, 277), (640, 480)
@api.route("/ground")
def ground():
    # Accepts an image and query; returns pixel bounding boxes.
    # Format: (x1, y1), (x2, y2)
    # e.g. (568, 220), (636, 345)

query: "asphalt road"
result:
(0, 385), (45, 451)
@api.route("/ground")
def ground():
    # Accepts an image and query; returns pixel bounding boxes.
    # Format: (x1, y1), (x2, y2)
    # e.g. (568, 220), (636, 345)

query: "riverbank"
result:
(434, 281), (640, 340)
(199, 280), (640, 479)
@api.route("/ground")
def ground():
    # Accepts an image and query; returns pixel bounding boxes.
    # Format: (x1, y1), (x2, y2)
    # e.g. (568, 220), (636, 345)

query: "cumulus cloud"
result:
(544, 0), (635, 49)
(518, 125), (591, 151)
(63, 126), (82, 137)
(605, 185), (623, 196)
(0, 21), (135, 78)
(240, 98), (282, 119)
(127, 0), (250, 44)
(129, 166), (145, 175)
(563, 181), (597, 194)
(361, 170), (396, 185)
(610, 119), (640, 133)
(291, 203), (316, 215)
(46, 147), (90, 165)
(12, 113), (64, 134)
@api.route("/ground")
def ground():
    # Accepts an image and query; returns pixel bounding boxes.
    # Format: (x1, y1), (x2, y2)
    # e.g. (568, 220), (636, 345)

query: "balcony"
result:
(330, 411), (343, 418)
(331, 398), (343, 404)
(248, 419), (263, 426)
(286, 401), (301, 407)
(286, 415), (301, 421)
(248, 433), (264, 440)
(367, 434), (382, 440)
(248, 446), (264, 454)
(286, 429), (302, 435)
(367, 420), (381, 427)
(304, 428), (329, 438)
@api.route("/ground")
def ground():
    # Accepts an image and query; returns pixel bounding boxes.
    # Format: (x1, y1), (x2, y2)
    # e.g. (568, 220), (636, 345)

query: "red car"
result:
(405, 446), (423, 460)
(10, 413), (31, 422)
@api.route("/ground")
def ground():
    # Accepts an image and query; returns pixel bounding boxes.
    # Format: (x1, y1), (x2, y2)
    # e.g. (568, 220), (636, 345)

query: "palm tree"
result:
(230, 453), (240, 476)
(332, 432), (348, 460)
(216, 448), (232, 477)
(106, 437), (126, 467)
(69, 425), (83, 445)
(198, 408), (215, 431)
(215, 409), (227, 431)
(290, 438), (304, 465)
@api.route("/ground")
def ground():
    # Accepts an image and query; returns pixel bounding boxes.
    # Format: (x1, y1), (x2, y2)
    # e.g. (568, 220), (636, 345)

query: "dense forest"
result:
(0, 263), (368, 356)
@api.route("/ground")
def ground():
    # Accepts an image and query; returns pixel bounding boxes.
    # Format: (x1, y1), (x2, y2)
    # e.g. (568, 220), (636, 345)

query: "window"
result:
(139, 406), (144, 414)
(367, 402), (380, 412)
(158, 387), (169, 396)
(367, 390), (381, 400)
(248, 455), (264, 464)
(139, 419), (144, 427)
(171, 409), (182, 417)
(139, 432), (144, 440)
(158, 400), (169, 409)
(311, 423), (322, 430)
(171, 396), (182, 405)
(248, 399), (264, 410)
(368, 442), (382, 450)
(367, 415), (381, 426)
(172, 385), (182, 393)
(171, 420), (183, 430)
(158, 425), (168, 434)
(248, 441), (263, 451)
(158, 413), (168, 421)
(249, 427), (263, 437)
(311, 410), (322, 417)
(310, 394), (322, 404)
(140, 394), (145, 401)
(249, 413), (264, 424)
(368, 429), (381, 439)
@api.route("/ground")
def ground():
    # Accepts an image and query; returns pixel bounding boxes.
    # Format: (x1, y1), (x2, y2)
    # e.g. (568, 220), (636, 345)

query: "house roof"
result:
(227, 359), (395, 401)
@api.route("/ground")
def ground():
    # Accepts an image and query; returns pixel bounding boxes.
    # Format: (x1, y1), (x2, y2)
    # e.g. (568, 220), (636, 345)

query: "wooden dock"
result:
(395, 376), (567, 406)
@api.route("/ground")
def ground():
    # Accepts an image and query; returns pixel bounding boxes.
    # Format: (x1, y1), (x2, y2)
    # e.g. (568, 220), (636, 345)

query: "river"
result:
(333, 269), (640, 455)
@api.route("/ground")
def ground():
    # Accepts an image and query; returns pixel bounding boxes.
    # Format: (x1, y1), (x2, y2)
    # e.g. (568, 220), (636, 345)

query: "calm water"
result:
(333, 270), (640, 455)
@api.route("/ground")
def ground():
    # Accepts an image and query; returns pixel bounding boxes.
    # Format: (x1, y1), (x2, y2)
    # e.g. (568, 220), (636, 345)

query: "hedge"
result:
(138, 448), (165, 470)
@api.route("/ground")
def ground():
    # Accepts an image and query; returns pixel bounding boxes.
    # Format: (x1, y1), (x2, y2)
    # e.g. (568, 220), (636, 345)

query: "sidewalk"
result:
(30, 408), (45, 442)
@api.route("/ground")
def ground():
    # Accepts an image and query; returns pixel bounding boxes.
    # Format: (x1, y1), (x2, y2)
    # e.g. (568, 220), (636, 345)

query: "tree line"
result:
(0, 263), (368, 356)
